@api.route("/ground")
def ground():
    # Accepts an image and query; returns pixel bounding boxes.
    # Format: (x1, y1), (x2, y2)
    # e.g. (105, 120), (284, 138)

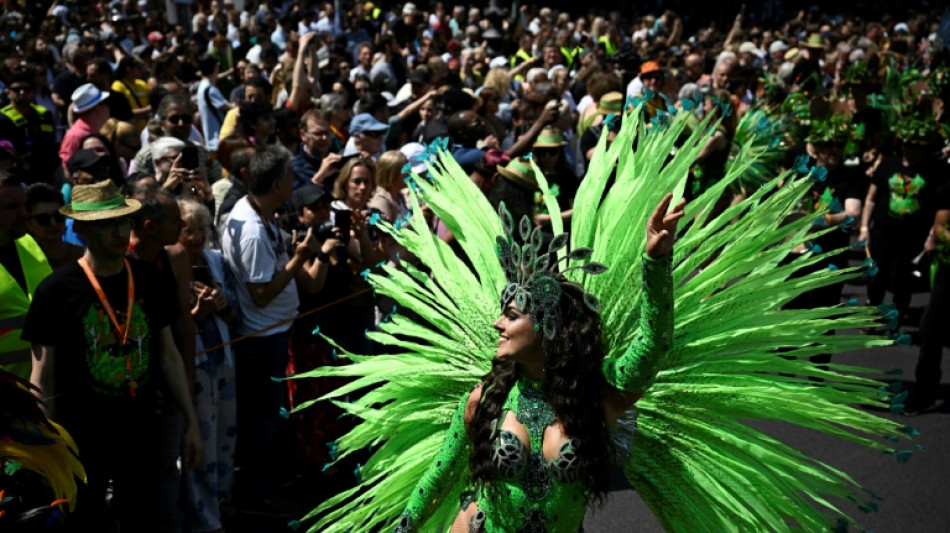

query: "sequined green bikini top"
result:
(491, 377), (580, 485)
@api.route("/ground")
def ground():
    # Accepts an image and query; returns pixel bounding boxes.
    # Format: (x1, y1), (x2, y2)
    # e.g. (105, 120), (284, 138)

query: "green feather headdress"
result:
(495, 203), (606, 339)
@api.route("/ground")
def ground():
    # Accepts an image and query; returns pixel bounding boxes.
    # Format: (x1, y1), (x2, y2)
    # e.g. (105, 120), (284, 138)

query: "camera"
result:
(312, 220), (336, 241)
(330, 201), (351, 246)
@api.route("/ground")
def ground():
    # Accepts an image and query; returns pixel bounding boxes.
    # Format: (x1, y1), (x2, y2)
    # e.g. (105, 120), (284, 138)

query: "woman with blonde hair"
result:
(369, 150), (409, 225)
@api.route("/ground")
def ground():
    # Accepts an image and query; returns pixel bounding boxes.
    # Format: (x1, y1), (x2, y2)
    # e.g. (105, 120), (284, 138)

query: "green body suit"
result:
(396, 254), (673, 532)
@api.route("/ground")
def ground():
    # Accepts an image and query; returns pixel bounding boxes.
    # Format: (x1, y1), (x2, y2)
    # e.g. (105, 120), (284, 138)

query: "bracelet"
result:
(315, 250), (331, 263)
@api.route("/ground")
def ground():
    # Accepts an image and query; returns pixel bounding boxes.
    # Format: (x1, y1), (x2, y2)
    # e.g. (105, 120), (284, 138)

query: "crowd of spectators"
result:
(1, 0), (949, 530)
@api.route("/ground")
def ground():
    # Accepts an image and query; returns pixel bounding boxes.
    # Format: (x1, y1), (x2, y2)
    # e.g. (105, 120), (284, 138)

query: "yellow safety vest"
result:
(0, 235), (53, 368)
(0, 103), (55, 134)
(560, 46), (581, 69)
(598, 36), (617, 57)
(510, 49), (533, 81)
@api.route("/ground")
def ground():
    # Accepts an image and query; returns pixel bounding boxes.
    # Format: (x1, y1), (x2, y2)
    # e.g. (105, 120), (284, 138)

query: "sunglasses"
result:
(362, 130), (385, 138)
(9, 85), (34, 93)
(32, 211), (66, 226)
(166, 114), (193, 124)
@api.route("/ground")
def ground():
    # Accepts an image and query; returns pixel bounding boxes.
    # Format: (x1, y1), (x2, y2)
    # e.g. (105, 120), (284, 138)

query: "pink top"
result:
(58, 118), (97, 173)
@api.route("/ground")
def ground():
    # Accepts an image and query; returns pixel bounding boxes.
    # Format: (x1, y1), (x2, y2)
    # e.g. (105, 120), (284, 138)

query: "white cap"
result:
(489, 56), (508, 70)
(769, 41), (789, 54)
(893, 22), (909, 33)
(400, 142), (429, 174)
(739, 41), (761, 56)
(402, 2), (417, 16)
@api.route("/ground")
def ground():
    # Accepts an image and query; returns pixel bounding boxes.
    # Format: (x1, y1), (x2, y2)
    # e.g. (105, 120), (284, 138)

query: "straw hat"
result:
(60, 180), (141, 221)
(533, 126), (567, 148)
(597, 92), (624, 115)
(803, 34), (827, 49)
(496, 157), (538, 190)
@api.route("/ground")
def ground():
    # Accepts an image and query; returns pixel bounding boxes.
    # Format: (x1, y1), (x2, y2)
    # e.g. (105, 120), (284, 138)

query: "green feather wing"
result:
(292, 151), (504, 533)
(572, 107), (909, 532)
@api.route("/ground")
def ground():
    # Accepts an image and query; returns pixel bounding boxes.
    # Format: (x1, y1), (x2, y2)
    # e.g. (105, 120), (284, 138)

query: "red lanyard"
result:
(78, 257), (138, 396)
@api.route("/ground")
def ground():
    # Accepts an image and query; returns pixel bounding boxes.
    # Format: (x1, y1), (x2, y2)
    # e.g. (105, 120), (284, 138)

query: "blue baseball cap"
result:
(349, 113), (389, 134)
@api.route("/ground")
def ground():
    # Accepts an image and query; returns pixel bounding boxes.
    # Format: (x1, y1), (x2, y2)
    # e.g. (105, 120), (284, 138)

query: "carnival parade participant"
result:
(297, 100), (911, 533)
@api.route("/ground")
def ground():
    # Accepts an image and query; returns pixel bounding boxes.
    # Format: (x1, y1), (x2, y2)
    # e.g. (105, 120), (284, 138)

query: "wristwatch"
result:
(315, 249), (331, 263)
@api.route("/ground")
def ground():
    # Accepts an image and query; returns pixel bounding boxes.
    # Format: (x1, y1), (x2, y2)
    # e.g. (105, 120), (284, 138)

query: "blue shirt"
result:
(290, 144), (337, 192)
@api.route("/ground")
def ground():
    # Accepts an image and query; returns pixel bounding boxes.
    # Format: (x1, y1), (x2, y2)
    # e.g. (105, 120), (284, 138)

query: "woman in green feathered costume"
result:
(394, 193), (684, 533)
(295, 101), (915, 533)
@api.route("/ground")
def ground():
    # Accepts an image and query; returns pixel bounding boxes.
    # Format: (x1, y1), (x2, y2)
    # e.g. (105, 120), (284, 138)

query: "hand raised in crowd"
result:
(163, 153), (190, 192)
(191, 281), (219, 320)
(194, 280), (229, 313)
(538, 105), (559, 127)
(292, 227), (321, 259)
(299, 31), (318, 50)
(313, 153), (343, 185)
(481, 135), (500, 150)
(646, 193), (687, 259)
(321, 227), (345, 255)
(351, 208), (371, 237)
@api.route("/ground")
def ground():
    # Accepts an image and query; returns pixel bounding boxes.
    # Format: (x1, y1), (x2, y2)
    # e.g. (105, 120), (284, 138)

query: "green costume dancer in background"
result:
(295, 101), (915, 532)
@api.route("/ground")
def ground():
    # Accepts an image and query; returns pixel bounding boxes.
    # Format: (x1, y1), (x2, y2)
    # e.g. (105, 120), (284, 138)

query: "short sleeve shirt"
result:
(220, 197), (299, 336)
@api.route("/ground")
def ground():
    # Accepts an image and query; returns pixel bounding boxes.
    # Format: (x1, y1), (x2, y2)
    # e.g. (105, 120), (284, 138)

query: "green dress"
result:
(397, 255), (672, 532)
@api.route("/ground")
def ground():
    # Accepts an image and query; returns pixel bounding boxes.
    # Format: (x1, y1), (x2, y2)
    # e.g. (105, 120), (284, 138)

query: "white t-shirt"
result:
(198, 79), (229, 151)
(221, 197), (299, 336)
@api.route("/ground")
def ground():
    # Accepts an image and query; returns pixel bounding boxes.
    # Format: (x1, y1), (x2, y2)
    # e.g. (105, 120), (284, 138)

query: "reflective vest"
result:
(0, 235), (52, 362)
(0, 103), (55, 133)
(510, 49), (533, 81)
(598, 36), (617, 57)
(560, 46), (582, 69)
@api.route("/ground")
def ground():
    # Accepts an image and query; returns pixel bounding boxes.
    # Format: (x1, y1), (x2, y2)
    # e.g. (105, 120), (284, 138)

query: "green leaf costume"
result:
(293, 103), (909, 533)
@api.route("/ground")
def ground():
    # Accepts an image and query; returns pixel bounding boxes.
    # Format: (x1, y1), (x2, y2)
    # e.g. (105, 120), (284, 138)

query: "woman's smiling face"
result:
(493, 303), (543, 365)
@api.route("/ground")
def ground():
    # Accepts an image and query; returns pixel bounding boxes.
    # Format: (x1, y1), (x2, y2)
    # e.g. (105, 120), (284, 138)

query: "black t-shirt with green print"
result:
(22, 257), (177, 426)
(871, 157), (949, 238)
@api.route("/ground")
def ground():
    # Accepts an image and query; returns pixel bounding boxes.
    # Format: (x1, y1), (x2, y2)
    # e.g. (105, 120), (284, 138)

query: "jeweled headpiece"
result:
(495, 203), (606, 339)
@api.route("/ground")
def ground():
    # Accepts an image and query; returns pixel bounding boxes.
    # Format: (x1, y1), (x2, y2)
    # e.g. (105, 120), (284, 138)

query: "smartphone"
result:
(192, 264), (212, 286)
(180, 145), (200, 170)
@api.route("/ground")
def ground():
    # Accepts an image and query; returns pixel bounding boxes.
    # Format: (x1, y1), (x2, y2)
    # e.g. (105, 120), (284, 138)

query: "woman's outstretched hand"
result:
(646, 193), (686, 258)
